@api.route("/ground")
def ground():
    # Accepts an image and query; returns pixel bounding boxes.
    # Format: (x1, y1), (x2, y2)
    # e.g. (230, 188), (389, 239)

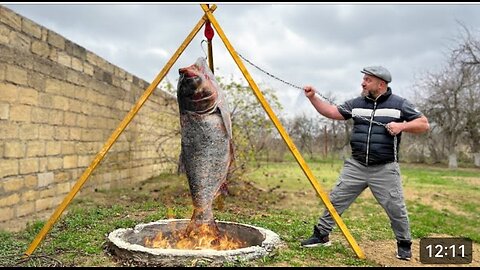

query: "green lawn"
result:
(1, 159), (478, 266)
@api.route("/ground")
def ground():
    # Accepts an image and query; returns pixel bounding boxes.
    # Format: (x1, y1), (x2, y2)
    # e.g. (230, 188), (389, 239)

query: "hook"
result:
(201, 39), (208, 61)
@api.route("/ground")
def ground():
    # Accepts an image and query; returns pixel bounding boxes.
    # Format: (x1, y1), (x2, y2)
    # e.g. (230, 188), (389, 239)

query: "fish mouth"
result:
(179, 67), (201, 81)
(180, 73), (201, 85)
(178, 75), (202, 97)
(179, 71), (197, 80)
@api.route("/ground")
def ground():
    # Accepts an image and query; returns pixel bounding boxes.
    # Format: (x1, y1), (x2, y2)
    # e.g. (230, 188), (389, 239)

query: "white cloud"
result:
(5, 3), (480, 119)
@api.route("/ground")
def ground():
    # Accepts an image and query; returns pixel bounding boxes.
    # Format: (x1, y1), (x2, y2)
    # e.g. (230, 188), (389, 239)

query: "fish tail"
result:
(185, 217), (220, 239)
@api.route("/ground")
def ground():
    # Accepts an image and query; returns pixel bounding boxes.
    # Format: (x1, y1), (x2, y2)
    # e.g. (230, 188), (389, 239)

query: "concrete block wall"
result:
(0, 6), (180, 231)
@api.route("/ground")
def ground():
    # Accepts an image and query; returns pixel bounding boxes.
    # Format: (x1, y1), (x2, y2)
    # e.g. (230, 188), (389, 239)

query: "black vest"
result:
(346, 88), (406, 166)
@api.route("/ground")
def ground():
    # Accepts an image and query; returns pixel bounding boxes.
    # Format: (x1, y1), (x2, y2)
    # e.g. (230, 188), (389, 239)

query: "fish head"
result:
(177, 58), (219, 114)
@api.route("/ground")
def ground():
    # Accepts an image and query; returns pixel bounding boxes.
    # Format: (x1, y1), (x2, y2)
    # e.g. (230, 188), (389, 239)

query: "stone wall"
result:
(0, 6), (180, 231)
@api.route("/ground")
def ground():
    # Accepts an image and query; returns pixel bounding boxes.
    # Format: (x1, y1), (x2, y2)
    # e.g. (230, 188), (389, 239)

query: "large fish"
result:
(177, 57), (234, 241)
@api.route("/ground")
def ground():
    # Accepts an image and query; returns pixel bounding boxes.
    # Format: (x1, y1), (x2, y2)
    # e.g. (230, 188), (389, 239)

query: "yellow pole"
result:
(24, 5), (217, 257)
(200, 4), (365, 259)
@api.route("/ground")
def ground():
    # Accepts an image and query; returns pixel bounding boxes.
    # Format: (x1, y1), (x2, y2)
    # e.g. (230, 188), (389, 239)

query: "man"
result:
(300, 66), (429, 261)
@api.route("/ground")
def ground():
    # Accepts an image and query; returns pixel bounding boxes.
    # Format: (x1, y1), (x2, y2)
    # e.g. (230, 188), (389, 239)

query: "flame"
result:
(144, 231), (170, 248)
(144, 223), (244, 250)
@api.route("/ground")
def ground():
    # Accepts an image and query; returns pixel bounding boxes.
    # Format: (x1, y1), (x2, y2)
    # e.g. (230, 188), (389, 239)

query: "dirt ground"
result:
(360, 235), (479, 267)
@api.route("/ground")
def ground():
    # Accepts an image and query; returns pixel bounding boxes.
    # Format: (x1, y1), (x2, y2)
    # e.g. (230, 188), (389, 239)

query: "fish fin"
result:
(218, 104), (233, 139)
(217, 93), (233, 139)
(213, 182), (228, 211)
(226, 139), (236, 181)
(177, 148), (186, 175)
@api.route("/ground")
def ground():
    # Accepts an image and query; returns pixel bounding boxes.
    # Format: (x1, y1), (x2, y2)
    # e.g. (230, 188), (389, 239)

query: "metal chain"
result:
(238, 53), (304, 91)
(237, 52), (399, 163)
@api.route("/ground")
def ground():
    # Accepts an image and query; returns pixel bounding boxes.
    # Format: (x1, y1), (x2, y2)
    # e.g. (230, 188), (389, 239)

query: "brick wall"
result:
(0, 6), (180, 231)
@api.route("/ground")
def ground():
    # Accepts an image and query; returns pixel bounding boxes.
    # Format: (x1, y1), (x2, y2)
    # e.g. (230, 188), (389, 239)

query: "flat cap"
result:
(361, 66), (392, 83)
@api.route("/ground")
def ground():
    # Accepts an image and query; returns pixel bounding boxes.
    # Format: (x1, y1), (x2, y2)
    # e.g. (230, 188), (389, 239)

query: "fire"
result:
(145, 231), (170, 248)
(144, 223), (244, 250)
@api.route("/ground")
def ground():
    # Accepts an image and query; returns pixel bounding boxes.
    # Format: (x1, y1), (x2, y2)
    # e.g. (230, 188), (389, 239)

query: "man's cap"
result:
(361, 66), (392, 83)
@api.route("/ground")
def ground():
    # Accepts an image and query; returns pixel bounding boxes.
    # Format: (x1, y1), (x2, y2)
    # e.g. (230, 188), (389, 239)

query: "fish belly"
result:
(180, 111), (231, 223)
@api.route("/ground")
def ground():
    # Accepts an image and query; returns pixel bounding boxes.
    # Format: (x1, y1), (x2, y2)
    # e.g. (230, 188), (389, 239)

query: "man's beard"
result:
(361, 88), (379, 99)
(361, 89), (368, 97)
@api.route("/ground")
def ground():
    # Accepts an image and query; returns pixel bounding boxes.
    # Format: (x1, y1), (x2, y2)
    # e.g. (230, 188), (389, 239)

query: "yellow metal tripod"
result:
(25, 4), (365, 260)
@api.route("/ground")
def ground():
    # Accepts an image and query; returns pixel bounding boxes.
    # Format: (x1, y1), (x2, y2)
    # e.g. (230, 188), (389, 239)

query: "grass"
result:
(0, 159), (478, 266)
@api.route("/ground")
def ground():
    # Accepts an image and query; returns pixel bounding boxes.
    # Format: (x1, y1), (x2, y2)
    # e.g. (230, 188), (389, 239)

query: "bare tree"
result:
(416, 64), (473, 168)
(286, 114), (326, 159)
(452, 22), (480, 68)
(451, 23), (480, 166)
(217, 76), (283, 177)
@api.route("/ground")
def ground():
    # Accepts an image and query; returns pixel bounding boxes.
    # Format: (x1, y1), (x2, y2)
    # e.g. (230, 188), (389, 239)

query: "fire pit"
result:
(106, 219), (282, 266)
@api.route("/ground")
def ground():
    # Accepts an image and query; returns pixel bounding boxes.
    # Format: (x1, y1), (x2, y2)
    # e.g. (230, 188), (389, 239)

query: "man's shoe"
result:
(396, 240), (412, 261)
(300, 227), (331, 248)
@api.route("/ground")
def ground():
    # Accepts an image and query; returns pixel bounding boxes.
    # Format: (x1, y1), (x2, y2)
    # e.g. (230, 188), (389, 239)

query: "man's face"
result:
(361, 75), (383, 98)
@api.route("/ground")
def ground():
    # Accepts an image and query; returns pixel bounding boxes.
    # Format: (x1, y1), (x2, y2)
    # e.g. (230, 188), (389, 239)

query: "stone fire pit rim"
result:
(107, 218), (282, 257)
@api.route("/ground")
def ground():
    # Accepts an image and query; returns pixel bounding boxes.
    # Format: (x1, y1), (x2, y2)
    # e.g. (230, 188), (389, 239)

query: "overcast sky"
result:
(4, 3), (480, 118)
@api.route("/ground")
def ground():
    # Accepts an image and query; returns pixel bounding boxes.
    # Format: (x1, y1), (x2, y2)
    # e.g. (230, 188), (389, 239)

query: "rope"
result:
(237, 52), (399, 164)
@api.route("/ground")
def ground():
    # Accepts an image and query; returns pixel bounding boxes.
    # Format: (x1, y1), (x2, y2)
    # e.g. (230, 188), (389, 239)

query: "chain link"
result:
(237, 52), (399, 163)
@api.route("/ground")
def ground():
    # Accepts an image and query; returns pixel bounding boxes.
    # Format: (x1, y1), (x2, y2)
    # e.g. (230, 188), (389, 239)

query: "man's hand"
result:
(386, 122), (405, 136)
(387, 116), (430, 135)
(303, 85), (316, 99)
(303, 85), (345, 120)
